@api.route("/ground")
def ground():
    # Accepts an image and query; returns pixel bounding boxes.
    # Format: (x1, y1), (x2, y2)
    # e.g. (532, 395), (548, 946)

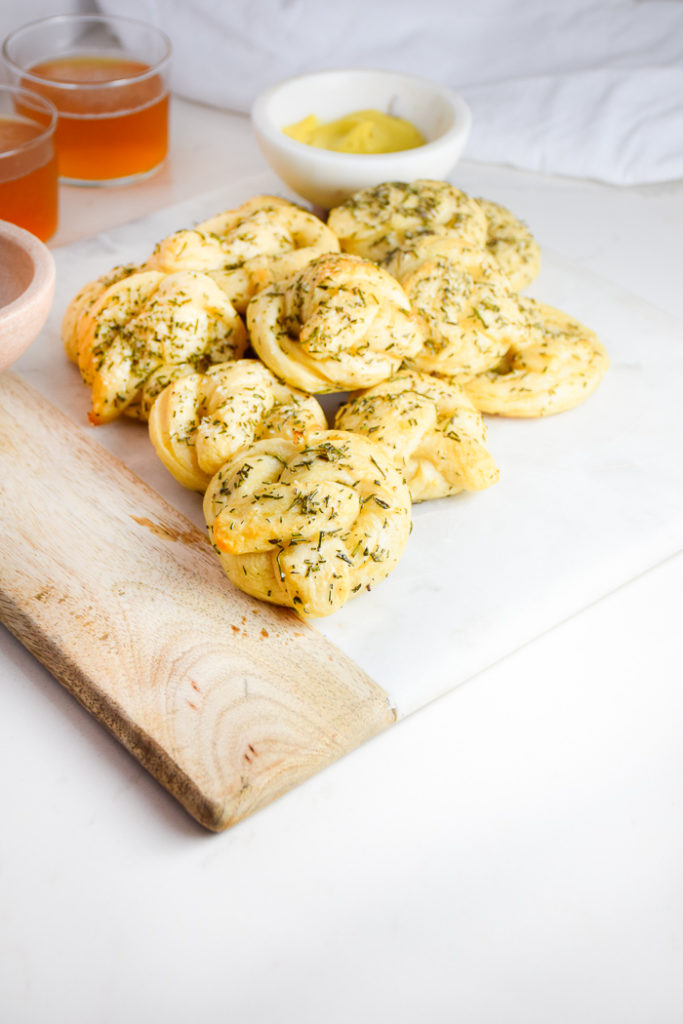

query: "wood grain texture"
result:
(0, 373), (395, 831)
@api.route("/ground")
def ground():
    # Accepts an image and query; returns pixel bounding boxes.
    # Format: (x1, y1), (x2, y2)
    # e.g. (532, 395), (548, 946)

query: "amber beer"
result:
(0, 86), (58, 242)
(3, 14), (172, 186)
(22, 56), (169, 183)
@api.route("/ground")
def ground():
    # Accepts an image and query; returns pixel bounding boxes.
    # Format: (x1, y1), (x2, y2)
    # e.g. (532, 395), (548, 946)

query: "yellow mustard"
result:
(283, 108), (425, 154)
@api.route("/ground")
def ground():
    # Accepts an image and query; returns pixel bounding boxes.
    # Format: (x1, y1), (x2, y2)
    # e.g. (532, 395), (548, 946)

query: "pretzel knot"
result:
(145, 195), (340, 312)
(327, 179), (488, 263)
(247, 253), (425, 393)
(464, 297), (610, 417)
(335, 370), (499, 502)
(476, 198), (541, 292)
(398, 249), (530, 378)
(148, 359), (327, 492)
(62, 262), (140, 365)
(203, 430), (412, 616)
(75, 270), (248, 425)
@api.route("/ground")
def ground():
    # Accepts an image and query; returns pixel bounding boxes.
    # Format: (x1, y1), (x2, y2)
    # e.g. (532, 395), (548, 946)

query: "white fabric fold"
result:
(466, 66), (683, 184)
(95, 0), (683, 184)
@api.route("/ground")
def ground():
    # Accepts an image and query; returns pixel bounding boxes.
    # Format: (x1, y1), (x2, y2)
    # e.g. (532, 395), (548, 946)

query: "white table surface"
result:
(2, 96), (683, 1024)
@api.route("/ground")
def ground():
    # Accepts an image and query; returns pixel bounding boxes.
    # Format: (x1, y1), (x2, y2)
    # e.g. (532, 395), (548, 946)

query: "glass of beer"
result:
(0, 84), (58, 241)
(2, 14), (171, 186)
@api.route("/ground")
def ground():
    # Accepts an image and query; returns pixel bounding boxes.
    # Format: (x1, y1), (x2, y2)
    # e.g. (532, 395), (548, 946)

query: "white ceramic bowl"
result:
(0, 220), (55, 371)
(251, 69), (471, 209)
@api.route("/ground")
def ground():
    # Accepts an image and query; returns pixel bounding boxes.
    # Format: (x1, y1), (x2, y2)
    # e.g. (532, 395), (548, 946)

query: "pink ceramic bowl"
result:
(0, 220), (55, 371)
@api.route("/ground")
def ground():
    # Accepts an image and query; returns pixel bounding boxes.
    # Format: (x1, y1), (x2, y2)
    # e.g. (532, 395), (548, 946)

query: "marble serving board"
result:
(13, 170), (683, 725)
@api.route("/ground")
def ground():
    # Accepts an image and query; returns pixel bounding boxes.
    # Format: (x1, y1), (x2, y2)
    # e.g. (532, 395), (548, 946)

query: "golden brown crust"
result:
(247, 252), (425, 393)
(203, 430), (412, 616)
(477, 198), (541, 292)
(76, 270), (248, 425)
(145, 195), (340, 311)
(399, 249), (530, 377)
(463, 297), (610, 417)
(148, 359), (328, 492)
(327, 179), (488, 263)
(61, 262), (140, 365)
(335, 369), (499, 502)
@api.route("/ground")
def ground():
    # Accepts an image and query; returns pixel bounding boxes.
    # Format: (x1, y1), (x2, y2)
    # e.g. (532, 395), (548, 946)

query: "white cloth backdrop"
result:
(71, 0), (683, 183)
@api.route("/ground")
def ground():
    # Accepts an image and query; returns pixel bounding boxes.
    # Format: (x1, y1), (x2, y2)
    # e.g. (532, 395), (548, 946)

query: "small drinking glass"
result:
(0, 83), (58, 242)
(3, 13), (172, 186)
